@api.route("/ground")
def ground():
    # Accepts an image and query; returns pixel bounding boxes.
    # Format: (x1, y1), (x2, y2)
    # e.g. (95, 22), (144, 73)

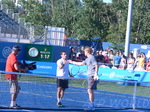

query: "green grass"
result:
(1, 74), (150, 97)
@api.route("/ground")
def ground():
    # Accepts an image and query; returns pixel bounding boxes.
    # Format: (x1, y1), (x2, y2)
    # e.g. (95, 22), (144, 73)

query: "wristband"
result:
(94, 72), (98, 76)
(94, 73), (98, 80)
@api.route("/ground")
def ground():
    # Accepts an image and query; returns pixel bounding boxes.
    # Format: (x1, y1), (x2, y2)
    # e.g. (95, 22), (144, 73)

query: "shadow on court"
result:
(0, 82), (150, 112)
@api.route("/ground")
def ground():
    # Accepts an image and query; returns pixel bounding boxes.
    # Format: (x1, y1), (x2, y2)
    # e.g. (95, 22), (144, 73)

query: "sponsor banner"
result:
(27, 61), (150, 85)
(71, 66), (150, 86)
(26, 61), (57, 75)
(0, 42), (26, 70)
(26, 44), (53, 62)
(27, 62), (86, 77)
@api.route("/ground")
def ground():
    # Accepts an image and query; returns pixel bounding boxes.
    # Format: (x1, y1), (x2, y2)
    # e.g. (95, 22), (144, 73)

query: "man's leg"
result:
(12, 93), (17, 101)
(87, 89), (94, 103)
(86, 76), (97, 110)
(10, 93), (17, 107)
(57, 87), (62, 103)
(60, 88), (65, 99)
(56, 79), (68, 107)
(57, 87), (65, 107)
(9, 80), (20, 108)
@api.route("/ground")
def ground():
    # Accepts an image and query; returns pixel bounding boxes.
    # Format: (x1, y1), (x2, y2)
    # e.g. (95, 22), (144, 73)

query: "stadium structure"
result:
(0, 3), (66, 46)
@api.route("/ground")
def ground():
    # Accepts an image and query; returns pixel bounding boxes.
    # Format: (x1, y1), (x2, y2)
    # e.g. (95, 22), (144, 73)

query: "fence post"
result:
(132, 81), (137, 110)
(44, 26), (48, 45)
(17, 26), (21, 43)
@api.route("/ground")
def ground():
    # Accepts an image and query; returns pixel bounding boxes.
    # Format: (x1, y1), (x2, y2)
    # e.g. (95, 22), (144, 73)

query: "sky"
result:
(0, 0), (112, 3)
(103, 0), (112, 3)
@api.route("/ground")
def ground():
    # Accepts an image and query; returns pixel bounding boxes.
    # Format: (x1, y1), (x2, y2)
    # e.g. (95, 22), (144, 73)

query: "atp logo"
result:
(2, 46), (12, 58)
(109, 72), (116, 79)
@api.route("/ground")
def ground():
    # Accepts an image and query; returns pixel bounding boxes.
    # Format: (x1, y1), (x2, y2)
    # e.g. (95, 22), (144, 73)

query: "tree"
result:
(2, 0), (150, 46)
(105, 0), (128, 45)
(0, 0), (18, 13)
(18, 0), (110, 40)
(20, 0), (52, 26)
(131, 0), (150, 44)
(71, 0), (110, 40)
(107, 0), (150, 45)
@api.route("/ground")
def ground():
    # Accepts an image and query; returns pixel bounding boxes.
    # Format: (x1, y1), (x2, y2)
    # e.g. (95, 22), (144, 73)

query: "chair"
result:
(124, 74), (140, 80)
(133, 74), (140, 81)
(124, 74), (141, 86)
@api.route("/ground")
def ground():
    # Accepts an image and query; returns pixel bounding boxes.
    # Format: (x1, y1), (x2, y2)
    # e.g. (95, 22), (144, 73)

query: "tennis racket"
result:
(68, 65), (80, 85)
(70, 65), (80, 77)
(82, 80), (88, 88)
(82, 77), (100, 89)
(82, 72), (101, 89)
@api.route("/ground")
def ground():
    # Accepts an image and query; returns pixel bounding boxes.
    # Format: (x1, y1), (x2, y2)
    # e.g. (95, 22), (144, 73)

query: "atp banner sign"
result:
(0, 42), (26, 70)
(26, 44), (53, 62)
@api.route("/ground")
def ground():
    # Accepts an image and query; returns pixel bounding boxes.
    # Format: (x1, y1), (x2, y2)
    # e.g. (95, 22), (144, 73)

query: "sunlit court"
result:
(1, 72), (150, 112)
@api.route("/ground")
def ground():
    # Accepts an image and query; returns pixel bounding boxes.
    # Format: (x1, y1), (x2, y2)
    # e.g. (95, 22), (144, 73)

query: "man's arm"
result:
(17, 62), (23, 66)
(95, 64), (98, 74)
(69, 60), (84, 66)
(14, 63), (28, 73)
(94, 64), (99, 80)
(58, 60), (67, 69)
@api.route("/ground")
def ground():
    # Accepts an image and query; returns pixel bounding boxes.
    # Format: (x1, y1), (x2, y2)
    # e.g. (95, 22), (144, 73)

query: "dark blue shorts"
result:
(57, 79), (68, 88)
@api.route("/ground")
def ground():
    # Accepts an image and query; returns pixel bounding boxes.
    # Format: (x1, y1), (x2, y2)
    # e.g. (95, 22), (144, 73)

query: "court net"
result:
(0, 71), (150, 110)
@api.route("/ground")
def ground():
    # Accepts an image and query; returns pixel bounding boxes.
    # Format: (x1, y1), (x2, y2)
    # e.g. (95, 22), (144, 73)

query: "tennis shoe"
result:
(10, 104), (21, 109)
(57, 102), (63, 107)
(84, 104), (95, 111)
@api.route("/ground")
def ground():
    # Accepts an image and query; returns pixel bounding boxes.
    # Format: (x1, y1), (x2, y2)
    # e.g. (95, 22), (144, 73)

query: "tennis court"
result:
(0, 73), (150, 112)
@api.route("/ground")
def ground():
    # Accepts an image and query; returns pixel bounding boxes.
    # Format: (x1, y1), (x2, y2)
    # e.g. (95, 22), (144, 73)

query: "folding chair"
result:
(124, 74), (141, 86)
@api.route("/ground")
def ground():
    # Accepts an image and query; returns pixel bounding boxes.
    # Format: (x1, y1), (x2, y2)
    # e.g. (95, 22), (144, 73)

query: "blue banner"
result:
(25, 61), (57, 76)
(25, 62), (150, 86)
(0, 42), (70, 70)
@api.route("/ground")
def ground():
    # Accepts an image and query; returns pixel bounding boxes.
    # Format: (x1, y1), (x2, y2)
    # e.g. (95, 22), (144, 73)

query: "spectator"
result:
(76, 48), (81, 60)
(69, 47), (76, 61)
(95, 51), (99, 57)
(134, 52), (146, 71)
(96, 50), (104, 65)
(108, 50), (114, 68)
(146, 57), (150, 72)
(103, 52), (109, 67)
(113, 51), (121, 68)
(95, 51), (99, 61)
(119, 54), (127, 70)
(134, 54), (141, 70)
(76, 47), (86, 61)
(126, 53), (135, 70)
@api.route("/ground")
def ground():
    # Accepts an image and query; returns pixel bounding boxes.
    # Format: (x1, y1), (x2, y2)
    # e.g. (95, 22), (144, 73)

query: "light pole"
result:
(124, 0), (134, 57)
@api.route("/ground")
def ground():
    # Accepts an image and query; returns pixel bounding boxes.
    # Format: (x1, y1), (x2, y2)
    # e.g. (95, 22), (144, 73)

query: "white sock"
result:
(57, 98), (61, 102)
(10, 101), (16, 107)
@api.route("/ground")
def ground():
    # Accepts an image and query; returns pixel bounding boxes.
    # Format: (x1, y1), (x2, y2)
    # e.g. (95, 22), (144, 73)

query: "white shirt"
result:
(56, 58), (69, 78)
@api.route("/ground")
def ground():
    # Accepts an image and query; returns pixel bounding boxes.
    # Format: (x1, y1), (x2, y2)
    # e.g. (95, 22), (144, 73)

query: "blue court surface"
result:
(0, 81), (150, 112)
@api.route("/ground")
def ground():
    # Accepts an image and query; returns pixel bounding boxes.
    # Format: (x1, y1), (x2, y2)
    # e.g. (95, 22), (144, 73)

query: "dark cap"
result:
(12, 45), (21, 51)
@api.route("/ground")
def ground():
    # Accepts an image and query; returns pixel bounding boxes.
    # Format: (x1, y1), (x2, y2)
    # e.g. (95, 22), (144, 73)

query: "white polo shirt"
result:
(56, 58), (69, 78)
